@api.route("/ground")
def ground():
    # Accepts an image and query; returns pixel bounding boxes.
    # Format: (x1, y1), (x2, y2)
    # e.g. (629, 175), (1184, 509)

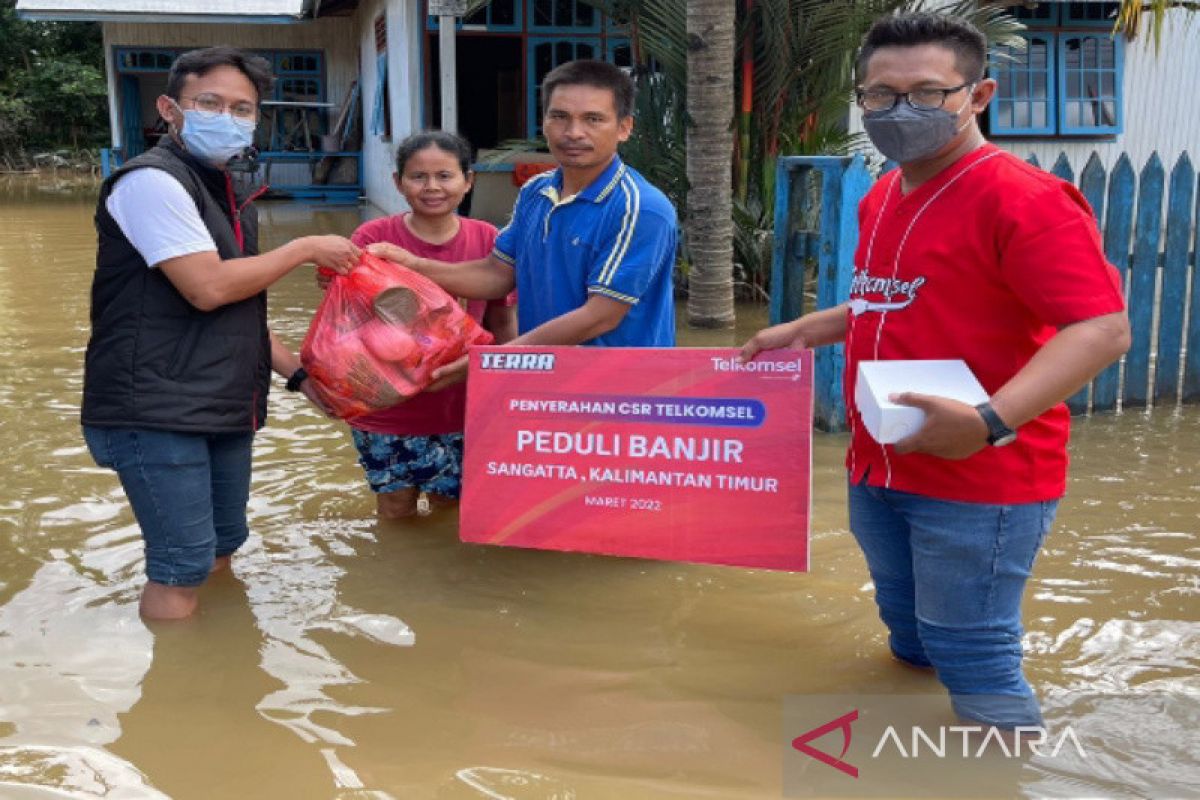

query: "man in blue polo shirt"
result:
(366, 59), (676, 376)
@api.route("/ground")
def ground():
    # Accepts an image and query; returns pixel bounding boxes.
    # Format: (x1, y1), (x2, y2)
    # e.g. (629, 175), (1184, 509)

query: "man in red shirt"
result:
(742, 12), (1129, 728)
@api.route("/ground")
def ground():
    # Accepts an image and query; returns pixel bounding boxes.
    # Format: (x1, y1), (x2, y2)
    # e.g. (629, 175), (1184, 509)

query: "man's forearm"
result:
(409, 255), (514, 300)
(162, 239), (312, 311)
(510, 303), (623, 346)
(269, 329), (301, 379)
(801, 303), (850, 347)
(990, 311), (1131, 428)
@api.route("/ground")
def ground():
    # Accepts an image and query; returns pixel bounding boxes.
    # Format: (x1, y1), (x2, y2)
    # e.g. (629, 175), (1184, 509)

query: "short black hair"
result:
(856, 12), (987, 84)
(394, 130), (474, 176)
(166, 47), (274, 102)
(542, 59), (635, 119)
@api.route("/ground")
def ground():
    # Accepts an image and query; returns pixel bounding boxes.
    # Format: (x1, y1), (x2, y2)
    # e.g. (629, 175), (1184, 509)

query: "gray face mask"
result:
(862, 93), (973, 164)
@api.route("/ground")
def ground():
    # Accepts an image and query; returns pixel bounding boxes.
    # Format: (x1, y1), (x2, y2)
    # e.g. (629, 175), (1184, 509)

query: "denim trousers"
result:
(848, 478), (1058, 728)
(83, 426), (254, 587)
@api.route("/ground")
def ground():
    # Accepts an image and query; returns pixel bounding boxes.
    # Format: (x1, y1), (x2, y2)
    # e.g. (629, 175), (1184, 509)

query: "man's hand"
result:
(299, 377), (336, 417)
(366, 242), (421, 270)
(891, 393), (990, 459)
(424, 354), (469, 393)
(303, 235), (360, 275)
(739, 319), (809, 362)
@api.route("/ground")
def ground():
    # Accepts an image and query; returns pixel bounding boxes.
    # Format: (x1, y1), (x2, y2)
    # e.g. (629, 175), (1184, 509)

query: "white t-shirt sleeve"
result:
(105, 168), (218, 268)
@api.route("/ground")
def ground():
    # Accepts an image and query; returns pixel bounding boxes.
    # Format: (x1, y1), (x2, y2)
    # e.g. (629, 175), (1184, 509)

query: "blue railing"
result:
(99, 147), (362, 202)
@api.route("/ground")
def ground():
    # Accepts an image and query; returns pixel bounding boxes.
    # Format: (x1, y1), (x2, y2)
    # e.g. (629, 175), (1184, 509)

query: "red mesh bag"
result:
(300, 253), (494, 420)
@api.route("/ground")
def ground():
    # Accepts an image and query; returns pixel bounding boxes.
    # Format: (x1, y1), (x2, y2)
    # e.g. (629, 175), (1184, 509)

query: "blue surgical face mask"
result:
(171, 100), (256, 167)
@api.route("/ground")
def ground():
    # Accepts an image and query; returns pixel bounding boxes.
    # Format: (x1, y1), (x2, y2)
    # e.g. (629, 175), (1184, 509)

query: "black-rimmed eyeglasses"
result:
(855, 83), (975, 113)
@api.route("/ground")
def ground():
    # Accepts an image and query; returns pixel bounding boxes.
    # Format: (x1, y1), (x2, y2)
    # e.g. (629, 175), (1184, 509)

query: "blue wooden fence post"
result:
(1078, 152), (1107, 221)
(1155, 153), (1195, 403)
(1125, 153), (1165, 408)
(769, 155), (874, 431)
(1048, 153), (1091, 415)
(1093, 154), (1136, 412)
(770, 158), (802, 326)
(810, 155), (872, 431)
(1185, 170), (1200, 401)
(811, 159), (847, 431)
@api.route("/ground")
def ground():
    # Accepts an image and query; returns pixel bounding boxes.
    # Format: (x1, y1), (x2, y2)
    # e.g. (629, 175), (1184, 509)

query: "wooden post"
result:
(1094, 154), (1136, 413)
(1155, 152), (1195, 404)
(1125, 153), (1165, 408)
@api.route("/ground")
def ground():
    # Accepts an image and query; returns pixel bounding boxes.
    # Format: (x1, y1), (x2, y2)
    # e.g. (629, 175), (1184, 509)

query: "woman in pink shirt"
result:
(348, 132), (516, 519)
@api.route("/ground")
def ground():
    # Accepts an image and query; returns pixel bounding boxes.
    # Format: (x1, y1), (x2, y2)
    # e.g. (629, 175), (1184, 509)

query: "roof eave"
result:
(16, 11), (308, 23)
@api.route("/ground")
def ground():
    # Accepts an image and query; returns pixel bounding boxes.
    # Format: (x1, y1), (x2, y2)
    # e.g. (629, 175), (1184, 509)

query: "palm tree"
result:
(685, 0), (738, 328)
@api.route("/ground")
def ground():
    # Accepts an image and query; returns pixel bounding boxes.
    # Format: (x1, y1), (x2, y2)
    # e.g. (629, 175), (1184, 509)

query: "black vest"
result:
(82, 140), (270, 433)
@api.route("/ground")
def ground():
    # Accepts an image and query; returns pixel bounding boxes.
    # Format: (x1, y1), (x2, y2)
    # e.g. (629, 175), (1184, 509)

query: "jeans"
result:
(83, 426), (254, 587)
(848, 479), (1058, 728)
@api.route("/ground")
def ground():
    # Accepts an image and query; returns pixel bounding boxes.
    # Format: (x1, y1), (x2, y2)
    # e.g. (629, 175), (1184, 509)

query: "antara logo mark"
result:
(792, 709), (859, 778)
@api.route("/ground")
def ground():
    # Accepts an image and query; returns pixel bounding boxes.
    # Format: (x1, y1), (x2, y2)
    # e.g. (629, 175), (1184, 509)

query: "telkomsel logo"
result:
(791, 709), (859, 778)
(480, 352), (556, 371)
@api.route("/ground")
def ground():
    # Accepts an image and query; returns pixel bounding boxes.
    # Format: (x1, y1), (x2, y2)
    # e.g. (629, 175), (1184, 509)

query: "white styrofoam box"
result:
(855, 360), (989, 444)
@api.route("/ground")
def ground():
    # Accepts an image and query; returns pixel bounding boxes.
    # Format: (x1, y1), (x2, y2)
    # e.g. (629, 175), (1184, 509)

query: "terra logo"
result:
(791, 709), (859, 778)
(480, 352), (556, 371)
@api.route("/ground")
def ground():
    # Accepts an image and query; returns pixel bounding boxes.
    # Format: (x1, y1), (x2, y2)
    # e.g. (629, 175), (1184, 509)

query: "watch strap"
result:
(285, 367), (308, 392)
(975, 400), (1016, 446)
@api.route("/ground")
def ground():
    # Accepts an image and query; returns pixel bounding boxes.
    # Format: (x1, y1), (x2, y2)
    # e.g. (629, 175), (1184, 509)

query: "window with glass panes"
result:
(989, 2), (1123, 137)
(424, 0), (631, 138)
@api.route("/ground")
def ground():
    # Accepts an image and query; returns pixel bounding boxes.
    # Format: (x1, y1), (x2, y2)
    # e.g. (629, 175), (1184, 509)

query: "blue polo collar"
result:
(539, 156), (628, 206)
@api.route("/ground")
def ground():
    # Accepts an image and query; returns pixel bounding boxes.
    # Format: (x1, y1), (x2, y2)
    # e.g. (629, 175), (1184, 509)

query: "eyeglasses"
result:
(855, 83), (975, 113)
(179, 92), (258, 123)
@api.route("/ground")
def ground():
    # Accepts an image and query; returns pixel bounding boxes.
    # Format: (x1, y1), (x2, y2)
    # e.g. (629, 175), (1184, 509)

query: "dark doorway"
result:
(426, 35), (524, 151)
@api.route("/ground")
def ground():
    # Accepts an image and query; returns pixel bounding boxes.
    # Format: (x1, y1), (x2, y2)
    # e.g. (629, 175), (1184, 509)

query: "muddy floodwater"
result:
(0, 177), (1197, 799)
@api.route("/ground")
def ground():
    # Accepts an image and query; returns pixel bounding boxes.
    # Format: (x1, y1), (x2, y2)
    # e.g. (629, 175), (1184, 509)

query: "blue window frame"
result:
(528, 0), (599, 33)
(114, 48), (176, 72)
(428, 0), (523, 32)
(1063, 2), (1122, 26)
(527, 36), (601, 135)
(420, 0), (636, 138)
(1010, 2), (1120, 27)
(991, 34), (1055, 135)
(607, 37), (633, 69)
(1058, 33), (1122, 134)
(990, 4), (1123, 138)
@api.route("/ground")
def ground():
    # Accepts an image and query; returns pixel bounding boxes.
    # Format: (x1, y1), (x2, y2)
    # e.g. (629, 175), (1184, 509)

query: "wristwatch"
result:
(285, 367), (308, 392)
(975, 401), (1017, 447)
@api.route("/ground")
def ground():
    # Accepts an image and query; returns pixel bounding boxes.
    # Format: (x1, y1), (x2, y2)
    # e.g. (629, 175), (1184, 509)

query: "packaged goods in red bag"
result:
(300, 253), (494, 419)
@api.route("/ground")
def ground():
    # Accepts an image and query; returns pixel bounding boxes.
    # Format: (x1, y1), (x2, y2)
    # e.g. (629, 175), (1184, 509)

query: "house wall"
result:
(1000, 15), (1200, 173)
(849, 9), (1200, 175)
(352, 0), (423, 215)
(100, 16), (359, 150)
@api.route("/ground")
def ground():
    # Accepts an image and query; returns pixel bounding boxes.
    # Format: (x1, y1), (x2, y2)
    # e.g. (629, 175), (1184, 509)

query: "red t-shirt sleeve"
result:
(997, 180), (1125, 327)
(350, 217), (389, 248)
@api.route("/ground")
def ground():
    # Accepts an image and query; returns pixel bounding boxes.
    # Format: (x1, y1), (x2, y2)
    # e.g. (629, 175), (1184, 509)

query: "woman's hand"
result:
(366, 242), (422, 270)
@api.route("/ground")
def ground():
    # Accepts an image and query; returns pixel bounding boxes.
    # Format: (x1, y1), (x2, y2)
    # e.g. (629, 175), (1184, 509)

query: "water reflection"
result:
(0, 178), (1196, 798)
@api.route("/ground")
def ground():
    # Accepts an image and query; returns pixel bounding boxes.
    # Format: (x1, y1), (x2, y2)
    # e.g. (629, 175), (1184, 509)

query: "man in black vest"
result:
(82, 47), (360, 620)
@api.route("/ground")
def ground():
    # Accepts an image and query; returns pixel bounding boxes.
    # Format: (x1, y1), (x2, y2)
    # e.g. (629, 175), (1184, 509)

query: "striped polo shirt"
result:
(493, 155), (676, 347)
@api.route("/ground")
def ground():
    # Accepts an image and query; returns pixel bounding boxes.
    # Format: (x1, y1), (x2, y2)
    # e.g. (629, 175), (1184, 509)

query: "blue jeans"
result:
(83, 426), (254, 587)
(848, 479), (1058, 728)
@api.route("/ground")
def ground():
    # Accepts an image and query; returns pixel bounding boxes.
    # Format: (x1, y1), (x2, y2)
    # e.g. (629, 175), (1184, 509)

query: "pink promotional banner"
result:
(460, 346), (813, 571)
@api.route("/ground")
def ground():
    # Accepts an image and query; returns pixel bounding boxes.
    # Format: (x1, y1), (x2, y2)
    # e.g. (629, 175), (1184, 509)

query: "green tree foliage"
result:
(0, 0), (107, 155)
